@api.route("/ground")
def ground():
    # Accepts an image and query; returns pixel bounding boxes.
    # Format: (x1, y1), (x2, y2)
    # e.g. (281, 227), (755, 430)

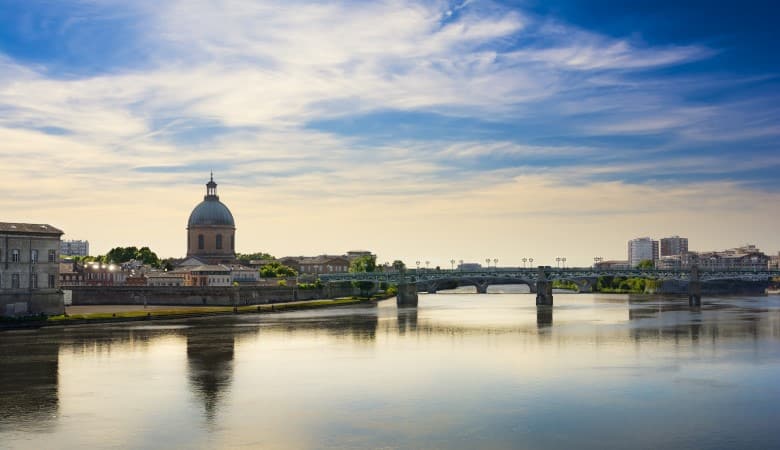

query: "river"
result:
(2, 291), (779, 449)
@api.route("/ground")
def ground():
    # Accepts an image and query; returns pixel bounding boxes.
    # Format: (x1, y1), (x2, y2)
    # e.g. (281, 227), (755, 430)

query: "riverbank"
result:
(0, 294), (393, 330)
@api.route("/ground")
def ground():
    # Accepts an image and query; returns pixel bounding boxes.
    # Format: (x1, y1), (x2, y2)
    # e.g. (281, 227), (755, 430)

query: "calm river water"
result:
(2, 291), (780, 449)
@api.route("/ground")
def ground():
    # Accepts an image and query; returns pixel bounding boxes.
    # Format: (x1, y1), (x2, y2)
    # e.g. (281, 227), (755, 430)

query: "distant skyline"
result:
(1, 0), (779, 267)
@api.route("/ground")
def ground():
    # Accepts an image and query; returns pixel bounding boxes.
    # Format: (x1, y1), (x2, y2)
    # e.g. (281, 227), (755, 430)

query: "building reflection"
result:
(185, 326), (237, 423)
(0, 332), (61, 432)
(626, 298), (767, 344)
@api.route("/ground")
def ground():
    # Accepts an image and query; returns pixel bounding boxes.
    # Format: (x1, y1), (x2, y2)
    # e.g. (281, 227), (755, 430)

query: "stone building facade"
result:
(0, 222), (64, 316)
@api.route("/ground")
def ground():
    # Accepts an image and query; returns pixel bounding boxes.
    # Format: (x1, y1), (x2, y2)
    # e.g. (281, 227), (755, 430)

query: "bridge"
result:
(319, 266), (780, 308)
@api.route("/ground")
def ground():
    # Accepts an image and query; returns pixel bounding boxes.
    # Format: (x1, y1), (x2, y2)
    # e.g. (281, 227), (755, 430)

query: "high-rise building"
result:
(60, 239), (89, 257)
(627, 237), (659, 267)
(660, 236), (688, 257)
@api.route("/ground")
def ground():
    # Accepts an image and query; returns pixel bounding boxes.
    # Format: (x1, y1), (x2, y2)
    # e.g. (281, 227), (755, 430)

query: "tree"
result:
(260, 262), (297, 278)
(349, 255), (377, 273)
(236, 252), (275, 265)
(104, 246), (162, 268)
(637, 259), (655, 269)
(392, 260), (406, 272)
(349, 255), (377, 298)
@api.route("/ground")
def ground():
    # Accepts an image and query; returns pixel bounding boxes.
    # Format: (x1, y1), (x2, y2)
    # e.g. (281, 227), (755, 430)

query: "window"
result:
(31, 249), (38, 264)
(216, 234), (223, 250)
(48, 249), (56, 262)
(12, 273), (20, 289)
(31, 273), (38, 289)
(12, 249), (20, 262)
(198, 234), (204, 250)
(231, 235), (235, 250)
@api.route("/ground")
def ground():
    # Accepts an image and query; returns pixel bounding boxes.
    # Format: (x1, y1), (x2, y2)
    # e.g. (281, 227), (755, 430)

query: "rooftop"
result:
(0, 222), (63, 235)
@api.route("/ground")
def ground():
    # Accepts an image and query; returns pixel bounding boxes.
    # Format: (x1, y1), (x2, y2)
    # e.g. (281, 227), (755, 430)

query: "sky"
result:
(1, 0), (778, 267)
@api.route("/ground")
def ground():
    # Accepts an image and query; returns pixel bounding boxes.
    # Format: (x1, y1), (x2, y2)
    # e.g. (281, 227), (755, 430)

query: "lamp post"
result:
(425, 260), (430, 271)
(450, 259), (455, 270)
(529, 257), (534, 267)
(493, 258), (498, 268)
(485, 258), (490, 268)
(562, 257), (567, 268)
(416, 261), (420, 272)
(556, 257), (561, 268)
(522, 257), (527, 268)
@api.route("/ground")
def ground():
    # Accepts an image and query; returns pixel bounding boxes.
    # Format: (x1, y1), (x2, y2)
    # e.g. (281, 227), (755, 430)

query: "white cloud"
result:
(2, 0), (778, 263)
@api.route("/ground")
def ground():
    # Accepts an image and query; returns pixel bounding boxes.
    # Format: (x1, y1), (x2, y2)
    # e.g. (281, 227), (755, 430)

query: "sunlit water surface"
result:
(2, 291), (780, 449)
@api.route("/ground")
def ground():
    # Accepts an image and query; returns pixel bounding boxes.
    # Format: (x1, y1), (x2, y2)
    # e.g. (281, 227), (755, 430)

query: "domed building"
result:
(186, 175), (236, 264)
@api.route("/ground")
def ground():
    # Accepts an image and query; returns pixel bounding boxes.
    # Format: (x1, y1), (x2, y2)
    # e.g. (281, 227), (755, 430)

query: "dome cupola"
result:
(187, 174), (235, 228)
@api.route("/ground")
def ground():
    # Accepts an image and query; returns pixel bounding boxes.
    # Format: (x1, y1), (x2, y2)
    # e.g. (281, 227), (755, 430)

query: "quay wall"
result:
(69, 285), (359, 307)
(1, 292), (65, 317)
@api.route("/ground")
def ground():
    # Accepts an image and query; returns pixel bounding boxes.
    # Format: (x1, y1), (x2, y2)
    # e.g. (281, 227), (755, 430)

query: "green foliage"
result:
(260, 262), (298, 278)
(392, 260), (406, 272)
(349, 255), (377, 273)
(297, 279), (324, 290)
(597, 276), (655, 293)
(103, 246), (162, 268)
(236, 252), (275, 264)
(349, 255), (378, 297)
(277, 279), (287, 287)
(386, 285), (398, 296)
(552, 280), (578, 291)
(637, 259), (655, 269)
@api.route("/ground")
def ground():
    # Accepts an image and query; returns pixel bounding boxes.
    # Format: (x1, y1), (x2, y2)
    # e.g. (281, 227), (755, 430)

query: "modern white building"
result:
(627, 237), (659, 267)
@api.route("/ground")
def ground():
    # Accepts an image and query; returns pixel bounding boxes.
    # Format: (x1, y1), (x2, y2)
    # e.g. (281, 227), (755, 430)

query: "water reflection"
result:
(185, 327), (235, 423)
(1, 295), (779, 449)
(397, 308), (418, 334)
(0, 332), (60, 433)
(536, 306), (553, 328)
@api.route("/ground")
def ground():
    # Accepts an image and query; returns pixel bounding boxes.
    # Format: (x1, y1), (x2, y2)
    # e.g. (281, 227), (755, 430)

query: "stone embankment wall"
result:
(1, 292), (64, 317)
(70, 285), (359, 306)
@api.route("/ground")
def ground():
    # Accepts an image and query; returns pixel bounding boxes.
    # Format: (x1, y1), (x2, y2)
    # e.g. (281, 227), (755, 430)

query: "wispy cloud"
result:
(1, 0), (779, 262)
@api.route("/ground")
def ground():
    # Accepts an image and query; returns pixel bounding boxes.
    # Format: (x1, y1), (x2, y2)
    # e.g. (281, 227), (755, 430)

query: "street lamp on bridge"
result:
(485, 258), (491, 268)
(416, 261), (420, 272)
(556, 257), (561, 268)
(522, 257), (527, 268)
(562, 257), (567, 268)
(493, 258), (498, 268)
(529, 258), (534, 267)
(450, 259), (455, 270)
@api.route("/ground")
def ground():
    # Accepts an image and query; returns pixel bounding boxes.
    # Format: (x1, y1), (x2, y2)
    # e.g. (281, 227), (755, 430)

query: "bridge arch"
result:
(420, 277), (536, 294)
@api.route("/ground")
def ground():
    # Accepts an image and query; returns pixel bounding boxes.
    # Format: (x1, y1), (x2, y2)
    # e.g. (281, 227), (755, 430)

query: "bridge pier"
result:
(688, 266), (702, 307)
(535, 267), (553, 306)
(476, 282), (488, 294)
(397, 283), (418, 308)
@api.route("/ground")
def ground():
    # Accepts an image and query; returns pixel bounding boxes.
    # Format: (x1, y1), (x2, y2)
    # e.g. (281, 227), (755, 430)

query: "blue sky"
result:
(1, 0), (778, 264)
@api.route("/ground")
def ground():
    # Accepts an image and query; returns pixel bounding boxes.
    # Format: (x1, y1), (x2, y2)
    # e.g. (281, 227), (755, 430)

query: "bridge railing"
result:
(318, 267), (780, 283)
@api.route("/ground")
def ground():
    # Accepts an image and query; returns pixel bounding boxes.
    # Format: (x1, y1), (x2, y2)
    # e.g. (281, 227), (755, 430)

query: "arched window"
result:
(198, 234), (204, 250)
(216, 234), (223, 250)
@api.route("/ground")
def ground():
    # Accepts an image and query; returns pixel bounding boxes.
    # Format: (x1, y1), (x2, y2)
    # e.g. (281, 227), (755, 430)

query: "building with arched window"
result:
(186, 175), (236, 264)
